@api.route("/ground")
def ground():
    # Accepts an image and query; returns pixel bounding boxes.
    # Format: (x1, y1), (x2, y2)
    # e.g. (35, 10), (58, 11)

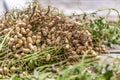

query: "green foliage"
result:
(8, 56), (120, 80)
(89, 17), (120, 47)
(0, 2), (120, 80)
(74, 9), (120, 47)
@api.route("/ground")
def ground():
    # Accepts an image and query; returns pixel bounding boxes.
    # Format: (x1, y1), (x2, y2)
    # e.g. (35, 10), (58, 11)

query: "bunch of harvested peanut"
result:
(0, 66), (17, 74)
(8, 22), (38, 51)
(0, 3), (106, 79)
(0, 3), (99, 59)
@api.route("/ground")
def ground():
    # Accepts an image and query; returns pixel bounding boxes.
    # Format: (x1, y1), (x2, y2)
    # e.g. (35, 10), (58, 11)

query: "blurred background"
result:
(0, 0), (120, 20)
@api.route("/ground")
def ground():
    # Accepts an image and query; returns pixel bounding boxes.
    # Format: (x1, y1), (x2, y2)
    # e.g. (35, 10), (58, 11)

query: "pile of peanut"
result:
(0, 4), (94, 58)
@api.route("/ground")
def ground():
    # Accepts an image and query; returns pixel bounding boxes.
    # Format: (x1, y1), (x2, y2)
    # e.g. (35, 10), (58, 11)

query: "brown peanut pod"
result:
(0, 68), (3, 73)
(24, 41), (27, 47)
(36, 39), (40, 44)
(36, 35), (41, 39)
(41, 44), (46, 49)
(17, 21), (26, 27)
(32, 35), (37, 39)
(89, 50), (97, 56)
(19, 73), (24, 78)
(27, 37), (33, 44)
(0, 23), (4, 28)
(28, 43), (34, 50)
(33, 46), (37, 51)
(17, 32), (23, 38)
(50, 27), (56, 33)
(32, 35), (37, 44)
(42, 30), (47, 36)
(21, 52), (25, 56)
(18, 39), (23, 45)
(28, 24), (32, 29)
(12, 46), (16, 50)
(8, 41), (13, 46)
(23, 15), (29, 22)
(10, 66), (16, 72)
(27, 31), (33, 37)
(22, 37), (26, 42)
(37, 32), (41, 35)
(46, 39), (51, 45)
(21, 48), (30, 53)
(3, 67), (9, 74)
(14, 54), (21, 59)
(14, 35), (18, 42)
(26, 28), (30, 33)
(0, 27), (3, 31)
(56, 37), (61, 42)
(65, 44), (71, 49)
(21, 28), (26, 34)
(46, 54), (51, 61)
(16, 43), (21, 48)
(15, 26), (20, 33)
(9, 38), (14, 42)
(3, 28), (9, 34)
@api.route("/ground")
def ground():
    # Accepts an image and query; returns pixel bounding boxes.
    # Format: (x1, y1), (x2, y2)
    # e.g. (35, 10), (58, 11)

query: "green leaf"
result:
(117, 76), (120, 80)
(103, 70), (113, 80)
(101, 18), (106, 24)
(12, 77), (20, 80)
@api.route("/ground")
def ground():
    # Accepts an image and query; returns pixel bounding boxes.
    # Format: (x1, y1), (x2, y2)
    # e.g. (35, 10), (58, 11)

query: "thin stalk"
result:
(0, 29), (12, 51)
